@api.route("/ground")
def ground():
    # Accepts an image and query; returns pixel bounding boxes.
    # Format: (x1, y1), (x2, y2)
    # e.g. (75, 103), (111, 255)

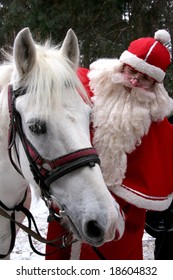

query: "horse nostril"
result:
(85, 220), (104, 238)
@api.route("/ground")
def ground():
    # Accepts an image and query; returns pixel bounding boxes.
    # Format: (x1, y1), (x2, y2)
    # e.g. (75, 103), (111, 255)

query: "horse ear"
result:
(60, 29), (79, 69)
(13, 27), (36, 76)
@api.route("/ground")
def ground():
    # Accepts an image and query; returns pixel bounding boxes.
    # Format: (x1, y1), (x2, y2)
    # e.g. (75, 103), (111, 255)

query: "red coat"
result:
(45, 68), (173, 260)
(119, 118), (173, 211)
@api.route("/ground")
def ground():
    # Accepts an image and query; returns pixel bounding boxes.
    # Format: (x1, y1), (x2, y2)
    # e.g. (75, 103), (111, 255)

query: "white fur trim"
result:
(120, 50), (165, 82)
(111, 184), (173, 211)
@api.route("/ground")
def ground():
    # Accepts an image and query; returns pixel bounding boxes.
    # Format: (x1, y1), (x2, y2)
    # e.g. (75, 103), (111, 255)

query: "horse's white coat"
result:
(0, 28), (124, 259)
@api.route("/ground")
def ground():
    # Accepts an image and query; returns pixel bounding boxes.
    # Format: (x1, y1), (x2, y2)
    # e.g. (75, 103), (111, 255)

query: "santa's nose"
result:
(130, 77), (140, 87)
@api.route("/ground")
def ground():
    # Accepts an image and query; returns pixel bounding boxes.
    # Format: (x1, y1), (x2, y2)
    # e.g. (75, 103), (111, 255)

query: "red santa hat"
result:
(120, 29), (172, 82)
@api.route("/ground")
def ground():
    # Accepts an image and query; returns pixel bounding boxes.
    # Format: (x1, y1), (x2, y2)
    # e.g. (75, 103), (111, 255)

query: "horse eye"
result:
(29, 120), (47, 135)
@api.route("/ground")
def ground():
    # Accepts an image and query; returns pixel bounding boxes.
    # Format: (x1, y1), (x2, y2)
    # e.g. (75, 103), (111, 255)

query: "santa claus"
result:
(46, 29), (173, 259)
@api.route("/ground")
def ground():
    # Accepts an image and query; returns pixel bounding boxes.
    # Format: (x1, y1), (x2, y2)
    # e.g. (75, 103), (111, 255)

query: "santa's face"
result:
(122, 65), (155, 90)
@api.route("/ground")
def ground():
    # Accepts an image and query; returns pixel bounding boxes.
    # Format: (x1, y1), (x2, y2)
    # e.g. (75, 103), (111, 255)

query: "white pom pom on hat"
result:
(154, 29), (171, 44)
(120, 29), (172, 82)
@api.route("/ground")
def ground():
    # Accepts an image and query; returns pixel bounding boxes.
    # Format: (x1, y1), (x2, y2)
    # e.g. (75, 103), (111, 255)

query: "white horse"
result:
(0, 28), (124, 259)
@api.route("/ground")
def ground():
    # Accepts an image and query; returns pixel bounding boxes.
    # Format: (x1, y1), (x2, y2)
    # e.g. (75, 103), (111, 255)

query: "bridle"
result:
(0, 84), (101, 257)
(8, 84), (100, 206)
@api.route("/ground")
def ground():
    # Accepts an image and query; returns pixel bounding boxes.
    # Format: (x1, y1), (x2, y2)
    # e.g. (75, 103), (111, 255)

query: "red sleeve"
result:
(77, 67), (94, 141)
(77, 67), (93, 98)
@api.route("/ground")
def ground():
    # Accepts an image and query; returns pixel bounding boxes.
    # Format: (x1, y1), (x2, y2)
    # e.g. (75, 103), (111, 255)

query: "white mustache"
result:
(111, 72), (131, 87)
(111, 72), (156, 101)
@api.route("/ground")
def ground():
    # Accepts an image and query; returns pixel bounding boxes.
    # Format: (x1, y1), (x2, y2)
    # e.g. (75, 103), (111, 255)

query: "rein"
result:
(0, 189), (74, 258)
(0, 84), (101, 258)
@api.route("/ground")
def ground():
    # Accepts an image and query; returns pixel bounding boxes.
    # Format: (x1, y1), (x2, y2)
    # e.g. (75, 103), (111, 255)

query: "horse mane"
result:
(0, 41), (90, 117)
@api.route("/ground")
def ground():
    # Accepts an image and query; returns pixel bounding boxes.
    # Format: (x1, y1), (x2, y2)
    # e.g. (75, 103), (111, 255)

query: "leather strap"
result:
(0, 206), (73, 258)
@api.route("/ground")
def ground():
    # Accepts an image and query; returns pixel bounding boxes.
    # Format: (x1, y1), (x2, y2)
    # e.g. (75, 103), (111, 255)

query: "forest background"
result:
(0, 0), (173, 95)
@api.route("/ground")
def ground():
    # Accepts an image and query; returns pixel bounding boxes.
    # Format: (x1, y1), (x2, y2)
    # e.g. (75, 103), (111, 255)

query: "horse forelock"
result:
(22, 44), (89, 114)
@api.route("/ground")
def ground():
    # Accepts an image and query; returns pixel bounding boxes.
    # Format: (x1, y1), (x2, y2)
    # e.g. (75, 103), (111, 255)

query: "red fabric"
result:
(77, 67), (93, 97)
(123, 118), (173, 200)
(46, 220), (71, 260)
(77, 67), (94, 141)
(45, 68), (173, 260)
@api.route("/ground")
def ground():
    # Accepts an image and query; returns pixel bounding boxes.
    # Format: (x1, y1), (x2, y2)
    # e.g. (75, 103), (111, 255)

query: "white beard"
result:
(89, 60), (173, 188)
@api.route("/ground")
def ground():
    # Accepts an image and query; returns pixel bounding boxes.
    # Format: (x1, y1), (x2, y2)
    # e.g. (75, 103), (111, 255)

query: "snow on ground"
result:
(10, 196), (155, 260)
